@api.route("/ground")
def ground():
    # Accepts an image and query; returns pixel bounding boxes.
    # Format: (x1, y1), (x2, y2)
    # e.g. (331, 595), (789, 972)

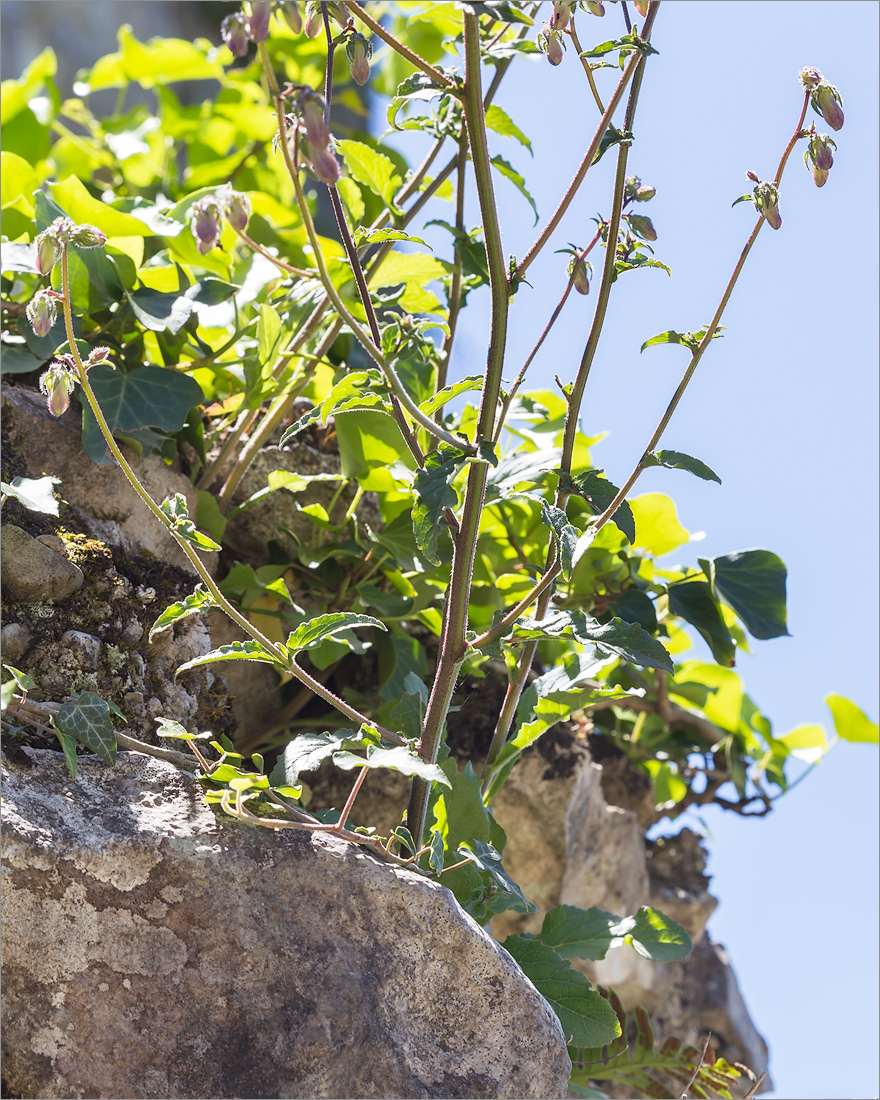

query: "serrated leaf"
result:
(337, 139), (402, 209)
(642, 449), (721, 484)
(175, 640), (286, 676)
(268, 731), (354, 787)
(278, 405), (322, 446)
(418, 375), (484, 417)
(668, 581), (736, 667)
(612, 906), (693, 962)
(537, 904), (623, 961)
(159, 493), (222, 552)
(412, 447), (466, 565)
(148, 585), (216, 641)
(704, 549), (789, 640)
(490, 155), (538, 224)
(352, 227), (431, 249)
(285, 612), (385, 654)
(389, 672), (428, 741)
(387, 71), (448, 131)
(456, 841), (537, 912)
(512, 610), (673, 672)
(0, 475), (61, 515)
(484, 104), (532, 154)
(333, 744), (451, 786)
(503, 936), (621, 1047)
(541, 503), (580, 580)
(54, 691), (116, 766)
(567, 469), (634, 544)
(825, 695), (878, 744)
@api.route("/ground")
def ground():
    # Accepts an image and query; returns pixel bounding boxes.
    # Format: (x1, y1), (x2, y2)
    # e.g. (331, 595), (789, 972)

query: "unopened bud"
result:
(568, 254), (591, 296)
(634, 184), (655, 202)
(804, 131), (836, 188)
(550, 1), (575, 30)
(753, 180), (781, 230)
(39, 363), (75, 417)
(746, 169), (760, 183)
(800, 68), (844, 131)
(346, 32), (372, 86)
(26, 291), (58, 338)
(69, 223), (106, 249)
(280, 1), (302, 33)
(634, 0), (650, 15)
(300, 89), (331, 150)
(625, 176), (641, 199)
(34, 231), (62, 277)
(306, 141), (340, 185)
(191, 197), (223, 254)
(219, 185), (252, 231)
(86, 346), (114, 369)
(539, 25), (565, 66)
(583, 0), (605, 15)
(628, 214), (657, 241)
(247, 1), (272, 42)
(221, 13), (250, 57)
(303, 0), (323, 36)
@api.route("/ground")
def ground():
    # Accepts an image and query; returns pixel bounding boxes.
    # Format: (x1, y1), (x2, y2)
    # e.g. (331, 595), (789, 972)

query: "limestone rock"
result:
(0, 622), (32, 663)
(0, 524), (84, 603)
(1, 750), (571, 1100)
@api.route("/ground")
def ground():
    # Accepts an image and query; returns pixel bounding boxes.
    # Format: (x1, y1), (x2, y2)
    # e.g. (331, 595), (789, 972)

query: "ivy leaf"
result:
(490, 155), (538, 224)
(268, 731), (354, 787)
(333, 744), (451, 787)
(701, 550), (789, 640)
(825, 695), (879, 744)
(286, 612), (385, 654)
(503, 936), (621, 1048)
(148, 585), (217, 642)
(352, 227), (431, 250)
(124, 285), (193, 333)
(484, 104), (532, 154)
(53, 691), (117, 767)
(537, 904), (623, 961)
(611, 906), (692, 962)
(337, 139), (402, 209)
(175, 640), (287, 677)
(0, 475), (60, 515)
(412, 446), (467, 565)
(512, 610), (674, 672)
(456, 841), (537, 913)
(642, 450), (721, 484)
(668, 581), (736, 667)
(55, 728), (80, 780)
(159, 493), (222, 552)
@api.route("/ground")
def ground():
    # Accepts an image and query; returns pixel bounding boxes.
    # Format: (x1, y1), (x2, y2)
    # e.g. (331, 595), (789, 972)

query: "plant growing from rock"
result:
(2, 3), (878, 1092)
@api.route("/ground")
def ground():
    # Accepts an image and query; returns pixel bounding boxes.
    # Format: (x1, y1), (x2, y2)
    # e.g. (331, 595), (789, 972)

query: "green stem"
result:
(569, 18), (605, 113)
(469, 563), (561, 652)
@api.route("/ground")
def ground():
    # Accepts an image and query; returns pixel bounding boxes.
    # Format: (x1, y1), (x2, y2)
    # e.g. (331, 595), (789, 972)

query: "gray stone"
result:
(58, 630), (101, 672)
(0, 622), (32, 663)
(36, 534), (67, 554)
(0, 525), (84, 603)
(1, 750), (571, 1100)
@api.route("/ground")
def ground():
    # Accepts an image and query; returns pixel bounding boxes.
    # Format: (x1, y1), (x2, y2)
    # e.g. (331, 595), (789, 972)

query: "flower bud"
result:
(804, 131), (836, 188)
(568, 254), (591, 296)
(303, 0), (323, 37)
(280, 1), (302, 33)
(300, 89), (331, 150)
(583, 0), (605, 15)
(634, 0), (650, 15)
(69, 223), (107, 249)
(346, 32), (372, 86)
(539, 25), (565, 66)
(34, 230), (62, 276)
(86, 346), (114, 369)
(219, 185), (252, 231)
(634, 184), (656, 202)
(247, 1), (272, 42)
(550, 1), (575, 30)
(191, 196), (223, 254)
(306, 141), (340, 185)
(39, 363), (75, 417)
(628, 214), (657, 241)
(753, 180), (781, 230)
(26, 291), (58, 338)
(625, 176), (641, 199)
(221, 12), (250, 57)
(800, 68), (844, 131)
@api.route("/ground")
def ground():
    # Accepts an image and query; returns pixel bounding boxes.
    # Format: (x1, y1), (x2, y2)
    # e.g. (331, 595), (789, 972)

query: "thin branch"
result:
(343, 1), (455, 88)
(679, 1032), (711, 1099)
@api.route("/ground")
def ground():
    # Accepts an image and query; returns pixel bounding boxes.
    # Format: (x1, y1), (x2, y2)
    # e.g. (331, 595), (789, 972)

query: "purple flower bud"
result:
(568, 255), (591, 296)
(549, 1), (575, 30)
(219, 185), (252, 231)
(813, 82), (844, 131)
(303, 1), (323, 37)
(247, 1), (272, 42)
(754, 180), (781, 230)
(86, 346), (114, 369)
(539, 25), (565, 66)
(34, 230), (62, 276)
(306, 141), (340, 185)
(191, 197), (223, 254)
(634, 0), (650, 15)
(583, 0), (605, 15)
(39, 363), (75, 417)
(26, 291), (58, 338)
(746, 169), (760, 183)
(281, 1), (303, 33)
(346, 32), (372, 86)
(628, 214), (657, 241)
(69, 223), (106, 249)
(221, 13), (250, 57)
(804, 131), (836, 188)
(299, 89), (331, 150)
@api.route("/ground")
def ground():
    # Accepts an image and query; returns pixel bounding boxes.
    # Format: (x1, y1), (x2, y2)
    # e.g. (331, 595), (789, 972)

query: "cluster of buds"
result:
(221, 1), (272, 57)
(38, 347), (112, 418)
(624, 176), (656, 203)
(34, 217), (106, 277)
(804, 128), (836, 188)
(746, 171), (782, 230)
(303, 1), (348, 37)
(189, 186), (252, 255)
(280, 86), (340, 184)
(345, 31), (373, 86)
(538, 24), (566, 66)
(549, 2), (575, 30)
(25, 288), (62, 338)
(800, 68), (844, 132)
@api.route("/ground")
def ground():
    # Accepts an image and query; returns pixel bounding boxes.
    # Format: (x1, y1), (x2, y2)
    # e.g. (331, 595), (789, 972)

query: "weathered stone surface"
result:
(1, 750), (571, 1100)
(0, 524), (84, 603)
(0, 622), (32, 663)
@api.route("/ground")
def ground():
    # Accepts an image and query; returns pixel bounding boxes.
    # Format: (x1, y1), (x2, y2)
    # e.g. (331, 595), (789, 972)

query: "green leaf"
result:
(83, 363), (204, 466)
(456, 841), (537, 913)
(387, 71), (449, 131)
(411, 447), (466, 566)
(512, 610), (674, 673)
(484, 104), (532, 154)
(490, 155), (538, 224)
(1, 665), (35, 709)
(432, 760), (496, 858)
(337, 139), (402, 209)
(566, 469), (634, 544)
(630, 493), (689, 558)
(503, 936), (621, 1047)
(668, 581), (736, 667)
(285, 613), (384, 654)
(352, 227), (431, 249)
(0, 475), (60, 515)
(53, 691), (116, 767)
(0, 151), (37, 215)
(175, 640), (287, 676)
(640, 329), (699, 353)
(48, 174), (156, 237)
(459, 1), (533, 24)
(418, 375), (484, 418)
(541, 503), (583, 581)
(389, 672), (429, 741)
(826, 695), (879, 744)
(155, 717), (212, 741)
(613, 906), (693, 962)
(591, 125), (630, 166)
(159, 493), (222, 552)
(257, 303), (282, 365)
(642, 450), (721, 484)
(537, 905), (623, 961)
(268, 731), (353, 787)
(333, 744), (451, 786)
(124, 285), (193, 333)
(703, 549), (789, 640)
(148, 586), (216, 642)
(56, 728), (79, 780)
